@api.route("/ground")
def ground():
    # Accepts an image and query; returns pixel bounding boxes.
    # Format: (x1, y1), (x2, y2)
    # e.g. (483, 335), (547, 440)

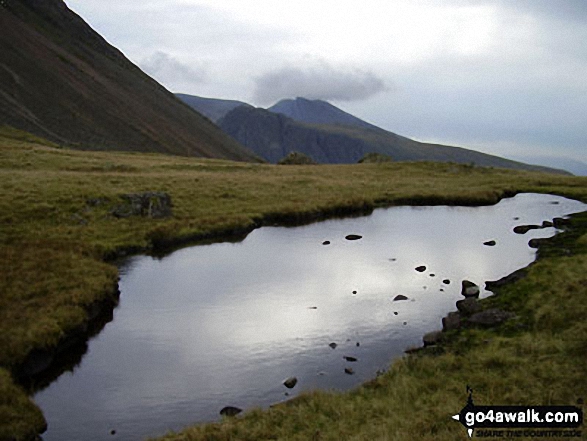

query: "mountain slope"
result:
(268, 97), (378, 130)
(508, 155), (587, 176)
(0, 0), (259, 161)
(219, 106), (568, 174)
(176, 94), (251, 123)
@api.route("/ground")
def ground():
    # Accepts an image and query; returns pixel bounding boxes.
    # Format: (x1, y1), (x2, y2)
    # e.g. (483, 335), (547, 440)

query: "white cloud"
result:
(253, 61), (388, 105)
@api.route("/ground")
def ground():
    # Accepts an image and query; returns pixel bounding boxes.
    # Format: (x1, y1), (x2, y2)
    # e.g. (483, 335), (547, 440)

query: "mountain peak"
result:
(267, 98), (378, 130)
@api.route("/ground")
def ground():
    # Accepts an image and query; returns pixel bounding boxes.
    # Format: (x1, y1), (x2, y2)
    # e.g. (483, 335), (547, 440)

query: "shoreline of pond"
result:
(20, 192), (587, 440)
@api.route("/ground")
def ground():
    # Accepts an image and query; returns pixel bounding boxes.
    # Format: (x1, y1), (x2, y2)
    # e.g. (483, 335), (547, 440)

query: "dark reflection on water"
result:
(34, 194), (586, 441)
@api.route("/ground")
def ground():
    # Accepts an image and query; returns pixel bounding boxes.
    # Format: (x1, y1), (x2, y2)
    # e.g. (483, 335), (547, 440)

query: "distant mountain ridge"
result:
(509, 155), (587, 176)
(0, 0), (259, 161)
(215, 102), (567, 174)
(175, 94), (251, 123)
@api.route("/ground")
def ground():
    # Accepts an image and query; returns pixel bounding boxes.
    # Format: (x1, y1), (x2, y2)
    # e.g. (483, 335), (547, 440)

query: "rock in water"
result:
(345, 234), (362, 241)
(461, 280), (480, 298)
(415, 266), (426, 272)
(343, 356), (358, 362)
(344, 367), (355, 375)
(393, 294), (408, 301)
(329, 342), (337, 349)
(220, 406), (242, 417)
(322, 240), (330, 245)
(483, 240), (496, 246)
(283, 377), (298, 389)
(513, 224), (540, 234)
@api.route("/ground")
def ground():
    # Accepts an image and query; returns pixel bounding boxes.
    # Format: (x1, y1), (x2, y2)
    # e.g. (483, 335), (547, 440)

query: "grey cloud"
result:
(253, 63), (387, 105)
(140, 51), (206, 86)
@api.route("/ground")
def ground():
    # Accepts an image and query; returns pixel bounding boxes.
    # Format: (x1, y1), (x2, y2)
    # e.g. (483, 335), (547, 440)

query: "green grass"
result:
(0, 126), (585, 440)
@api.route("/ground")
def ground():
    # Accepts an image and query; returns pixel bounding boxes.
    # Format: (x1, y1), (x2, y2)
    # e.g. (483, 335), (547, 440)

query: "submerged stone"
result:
(343, 356), (358, 362)
(344, 367), (355, 375)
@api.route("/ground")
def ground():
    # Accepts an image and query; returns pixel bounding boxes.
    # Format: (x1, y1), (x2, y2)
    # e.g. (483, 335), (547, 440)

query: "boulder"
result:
(483, 240), (496, 246)
(443, 279), (451, 285)
(322, 240), (331, 245)
(415, 265), (426, 272)
(329, 342), (337, 349)
(467, 308), (515, 327)
(456, 298), (482, 316)
(345, 234), (363, 241)
(393, 294), (408, 301)
(442, 312), (461, 331)
(343, 356), (358, 362)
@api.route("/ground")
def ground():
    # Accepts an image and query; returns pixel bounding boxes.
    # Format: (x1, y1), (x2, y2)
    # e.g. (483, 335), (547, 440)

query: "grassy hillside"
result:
(0, 127), (585, 440)
(0, 1), (259, 161)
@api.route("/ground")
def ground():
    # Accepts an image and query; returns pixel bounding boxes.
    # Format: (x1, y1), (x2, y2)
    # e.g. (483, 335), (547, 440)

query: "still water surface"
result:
(34, 193), (587, 441)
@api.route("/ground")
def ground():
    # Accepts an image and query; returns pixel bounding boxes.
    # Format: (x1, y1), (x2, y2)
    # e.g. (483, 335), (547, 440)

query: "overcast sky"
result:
(64, 0), (586, 162)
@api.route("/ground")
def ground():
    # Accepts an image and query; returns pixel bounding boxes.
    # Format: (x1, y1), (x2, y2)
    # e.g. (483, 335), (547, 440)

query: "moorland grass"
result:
(0, 127), (585, 440)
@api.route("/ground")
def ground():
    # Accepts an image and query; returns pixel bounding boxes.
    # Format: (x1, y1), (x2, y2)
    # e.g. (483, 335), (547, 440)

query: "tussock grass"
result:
(0, 127), (585, 440)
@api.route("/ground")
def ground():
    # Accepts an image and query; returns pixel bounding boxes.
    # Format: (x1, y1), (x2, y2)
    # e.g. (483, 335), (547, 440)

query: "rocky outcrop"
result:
(277, 151), (317, 165)
(111, 192), (172, 219)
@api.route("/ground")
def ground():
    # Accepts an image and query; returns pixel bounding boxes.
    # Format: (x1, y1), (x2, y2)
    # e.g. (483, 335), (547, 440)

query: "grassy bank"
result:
(0, 127), (585, 440)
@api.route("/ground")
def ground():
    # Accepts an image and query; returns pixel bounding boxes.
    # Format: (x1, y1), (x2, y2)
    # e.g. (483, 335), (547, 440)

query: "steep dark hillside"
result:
(268, 97), (379, 130)
(176, 94), (251, 123)
(0, 0), (259, 161)
(219, 105), (568, 174)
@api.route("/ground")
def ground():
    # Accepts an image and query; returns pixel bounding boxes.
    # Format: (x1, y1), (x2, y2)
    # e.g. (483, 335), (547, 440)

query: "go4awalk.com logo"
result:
(452, 387), (583, 438)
